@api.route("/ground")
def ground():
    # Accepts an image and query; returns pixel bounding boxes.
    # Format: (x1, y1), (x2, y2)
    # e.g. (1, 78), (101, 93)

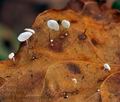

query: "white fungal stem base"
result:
(65, 33), (68, 36)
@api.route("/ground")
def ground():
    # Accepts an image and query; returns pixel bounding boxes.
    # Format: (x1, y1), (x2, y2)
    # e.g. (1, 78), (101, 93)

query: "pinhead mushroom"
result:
(24, 28), (35, 34)
(97, 89), (100, 92)
(50, 39), (54, 42)
(47, 20), (59, 31)
(61, 20), (70, 29)
(72, 78), (77, 84)
(18, 32), (33, 42)
(104, 63), (111, 71)
(8, 52), (15, 62)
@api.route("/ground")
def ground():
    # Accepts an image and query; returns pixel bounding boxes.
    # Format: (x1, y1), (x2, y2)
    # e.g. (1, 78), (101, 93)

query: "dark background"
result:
(0, 0), (49, 32)
(0, 0), (70, 32)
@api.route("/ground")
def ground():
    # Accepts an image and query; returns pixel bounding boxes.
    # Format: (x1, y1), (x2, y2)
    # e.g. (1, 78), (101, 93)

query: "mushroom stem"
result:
(12, 57), (15, 62)
(26, 40), (29, 47)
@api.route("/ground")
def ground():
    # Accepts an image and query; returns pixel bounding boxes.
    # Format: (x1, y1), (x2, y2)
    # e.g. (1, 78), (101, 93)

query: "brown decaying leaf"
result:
(0, 9), (120, 102)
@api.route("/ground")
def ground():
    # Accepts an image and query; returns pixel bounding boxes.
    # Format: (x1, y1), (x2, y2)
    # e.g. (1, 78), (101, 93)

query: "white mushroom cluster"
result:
(47, 19), (71, 31)
(8, 28), (35, 62)
(8, 19), (70, 62)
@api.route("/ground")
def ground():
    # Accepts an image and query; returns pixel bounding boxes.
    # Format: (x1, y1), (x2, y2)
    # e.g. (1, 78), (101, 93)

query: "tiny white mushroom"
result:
(8, 52), (15, 62)
(47, 20), (59, 31)
(61, 20), (70, 29)
(50, 39), (54, 42)
(18, 32), (33, 42)
(65, 33), (68, 36)
(104, 63), (111, 71)
(72, 78), (77, 84)
(24, 28), (35, 34)
(97, 89), (100, 92)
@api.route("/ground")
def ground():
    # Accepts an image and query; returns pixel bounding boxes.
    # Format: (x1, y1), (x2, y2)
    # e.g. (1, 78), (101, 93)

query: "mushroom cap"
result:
(47, 20), (59, 31)
(8, 52), (15, 59)
(18, 32), (33, 42)
(104, 63), (111, 71)
(61, 19), (70, 29)
(24, 28), (35, 34)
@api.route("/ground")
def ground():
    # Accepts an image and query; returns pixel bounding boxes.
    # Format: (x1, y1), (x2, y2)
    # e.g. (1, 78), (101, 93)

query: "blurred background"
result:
(0, 0), (120, 60)
(0, 0), (70, 32)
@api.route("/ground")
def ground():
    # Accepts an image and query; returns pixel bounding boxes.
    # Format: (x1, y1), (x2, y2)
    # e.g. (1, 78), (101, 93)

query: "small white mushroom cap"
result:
(18, 32), (33, 42)
(72, 78), (77, 84)
(104, 63), (111, 71)
(47, 20), (59, 31)
(97, 89), (100, 92)
(50, 39), (54, 42)
(8, 52), (15, 60)
(24, 28), (35, 34)
(61, 20), (70, 29)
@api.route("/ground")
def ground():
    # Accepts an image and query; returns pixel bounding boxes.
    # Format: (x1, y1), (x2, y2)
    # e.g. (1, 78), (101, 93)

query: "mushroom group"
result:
(47, 19), (71, 31)
(8, 28), (35, 62)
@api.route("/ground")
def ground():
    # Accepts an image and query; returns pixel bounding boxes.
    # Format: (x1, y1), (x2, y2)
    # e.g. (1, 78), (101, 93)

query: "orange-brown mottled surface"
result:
(0, 9), (120, 102)
(101, 72), (120, 102)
